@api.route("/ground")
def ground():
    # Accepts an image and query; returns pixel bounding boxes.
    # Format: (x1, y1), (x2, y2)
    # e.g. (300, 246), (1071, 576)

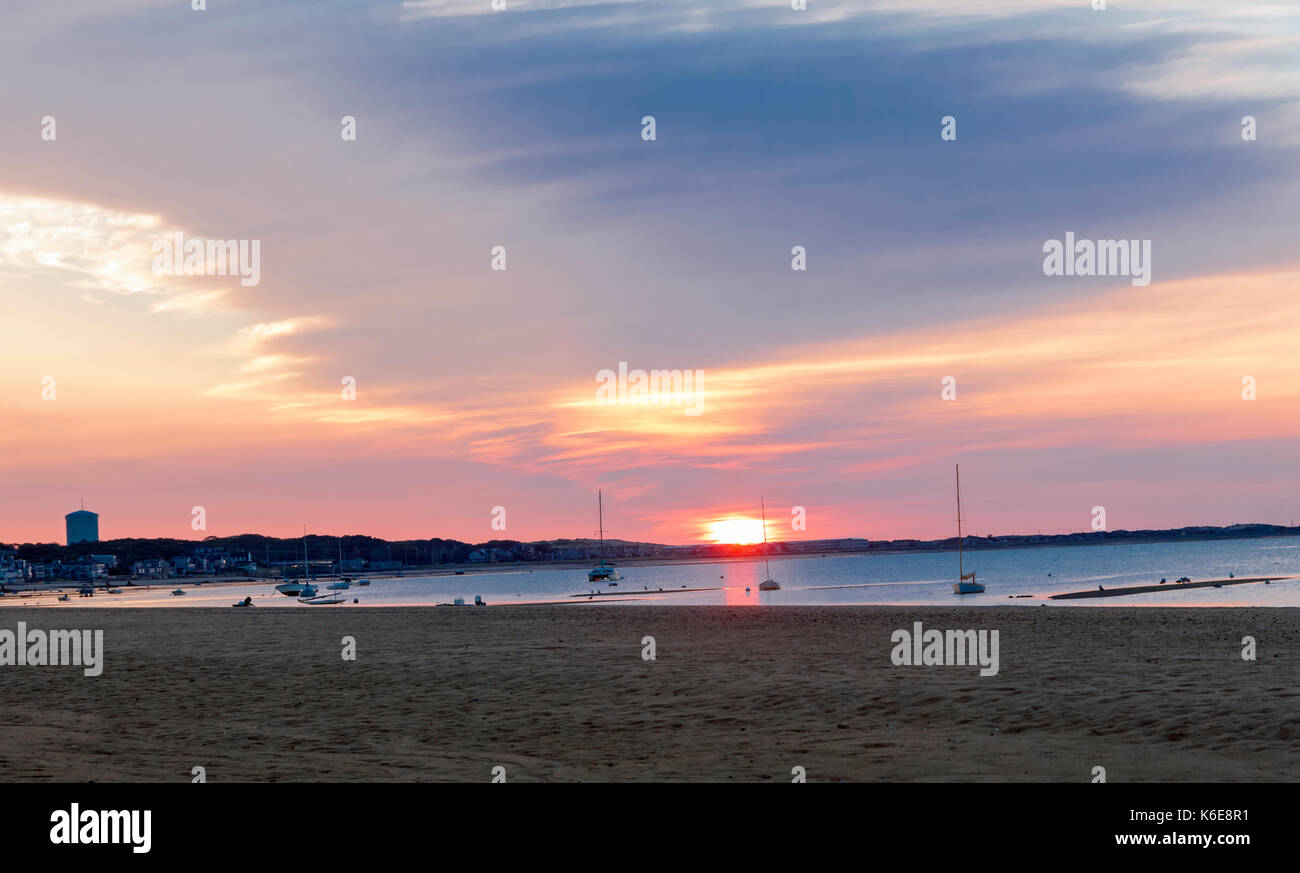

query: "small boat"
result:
(353, 579), (370, 586)
(588, 490), (623, 583)
(952, 464), (986, 594)
(301, 593), (346, 605)
(57, 594), (70, 602)
(171, 588), (186, 596)
(106, 588), (122, 594)
(326, 581), (350, 590)
(232, 597), (254, 608)
(758, 496), (780, 590)
(276, 528), (317, 596)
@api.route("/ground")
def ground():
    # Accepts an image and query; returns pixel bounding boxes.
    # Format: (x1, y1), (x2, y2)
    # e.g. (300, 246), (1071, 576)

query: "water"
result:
(23, 536), (1300, 608)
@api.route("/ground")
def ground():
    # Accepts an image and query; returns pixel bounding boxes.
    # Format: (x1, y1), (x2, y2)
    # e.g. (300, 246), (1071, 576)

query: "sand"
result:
(0, 606), (1294, 782)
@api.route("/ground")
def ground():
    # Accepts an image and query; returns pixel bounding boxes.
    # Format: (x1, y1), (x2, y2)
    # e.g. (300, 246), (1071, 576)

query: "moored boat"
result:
(587, 490), (622, 583)
(301, 592), (345, 605)
(276, 528), (317, 596)
(757, 496), (780, 590)
(951, 464), (986, 595)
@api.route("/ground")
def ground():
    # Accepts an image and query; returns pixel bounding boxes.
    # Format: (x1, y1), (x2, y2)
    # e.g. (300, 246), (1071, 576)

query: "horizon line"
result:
(10, 521), (1300, 550)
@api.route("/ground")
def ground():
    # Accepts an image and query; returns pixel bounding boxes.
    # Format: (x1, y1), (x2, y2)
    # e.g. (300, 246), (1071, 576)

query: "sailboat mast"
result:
(761, 497), (771, 578)
(956, 464), (963, 578)
(598, 489), (605, 562)
(303, 525), (310, 582)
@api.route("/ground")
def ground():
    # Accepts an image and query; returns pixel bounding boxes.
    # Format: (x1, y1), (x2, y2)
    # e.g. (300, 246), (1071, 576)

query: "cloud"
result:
(232, 316), (336, 349)
(0, 192), (238, 316)
(400, 0), (639, 20)
(441, 266), (1300, 485)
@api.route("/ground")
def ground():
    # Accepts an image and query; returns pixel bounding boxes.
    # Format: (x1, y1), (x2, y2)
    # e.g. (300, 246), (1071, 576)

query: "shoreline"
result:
(9, 530), (1300, 592)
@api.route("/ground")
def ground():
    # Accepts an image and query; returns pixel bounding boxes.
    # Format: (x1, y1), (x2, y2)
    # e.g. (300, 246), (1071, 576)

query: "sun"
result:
(705, 516), (767, 545)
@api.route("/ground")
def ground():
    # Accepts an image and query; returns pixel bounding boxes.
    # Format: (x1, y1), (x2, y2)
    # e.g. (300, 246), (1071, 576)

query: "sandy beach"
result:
(0, 606), (1294, 782)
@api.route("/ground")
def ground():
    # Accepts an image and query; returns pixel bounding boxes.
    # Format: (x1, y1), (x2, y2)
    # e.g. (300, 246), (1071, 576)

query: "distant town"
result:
(2, 505), (1299, 588)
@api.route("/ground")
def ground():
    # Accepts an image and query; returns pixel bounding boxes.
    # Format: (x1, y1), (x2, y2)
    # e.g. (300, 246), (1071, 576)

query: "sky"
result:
(2, 0), (1299, 545)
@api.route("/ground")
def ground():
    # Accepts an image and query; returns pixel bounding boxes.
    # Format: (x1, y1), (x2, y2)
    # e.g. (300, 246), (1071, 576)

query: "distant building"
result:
(65, 509), (100, 545)
(131, 559), (173, 579)
(784, 538), (871, 553)
(0, 551), (31, 585)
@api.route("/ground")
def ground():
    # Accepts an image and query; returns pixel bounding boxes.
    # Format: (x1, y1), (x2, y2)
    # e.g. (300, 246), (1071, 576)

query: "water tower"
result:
(66, 507), (100, 545)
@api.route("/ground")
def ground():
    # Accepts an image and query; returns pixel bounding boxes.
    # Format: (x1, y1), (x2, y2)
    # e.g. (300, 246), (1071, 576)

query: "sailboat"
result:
(758, 497), (780, 590)
(276, 528), (318, 597)
(952, 464), (986, 594)
(327, 544), (350, 589)
(300, 592), (346, 605)
(587, 490), (622, 583)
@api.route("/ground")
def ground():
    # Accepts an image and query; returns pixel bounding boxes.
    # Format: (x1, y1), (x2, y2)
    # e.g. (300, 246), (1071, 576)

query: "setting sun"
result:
(705, 516), (768, 545)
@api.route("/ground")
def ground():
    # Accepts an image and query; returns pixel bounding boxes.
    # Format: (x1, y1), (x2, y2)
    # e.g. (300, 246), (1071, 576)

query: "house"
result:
(132, 558), (174, 579)
(63, 559), (107, 581)
(0, 551), (31, 585)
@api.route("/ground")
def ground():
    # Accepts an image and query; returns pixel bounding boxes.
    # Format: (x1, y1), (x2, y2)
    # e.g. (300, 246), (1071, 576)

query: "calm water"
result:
(26, 536), (1300, 608)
